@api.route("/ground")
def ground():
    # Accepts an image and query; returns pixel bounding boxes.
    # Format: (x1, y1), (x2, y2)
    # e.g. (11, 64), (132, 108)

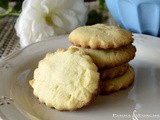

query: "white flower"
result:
(15, 0), (88, 47)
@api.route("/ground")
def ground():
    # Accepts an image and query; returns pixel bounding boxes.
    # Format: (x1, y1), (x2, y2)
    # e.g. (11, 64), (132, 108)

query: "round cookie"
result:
(100, 65), (135, 95)
(29, 47), (100, 111)
(69, 24), (133, 49)
(100, 63), (129, 80)
(70, 44), (136, 69)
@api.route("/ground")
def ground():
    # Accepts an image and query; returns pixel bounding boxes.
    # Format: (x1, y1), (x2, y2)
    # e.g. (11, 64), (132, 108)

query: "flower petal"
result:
(51, 14), (64, 28)
(59, 9), (79, 31)
(41, 0), (49, 14)
(15, 0), (88, 47)
(32, 19), (54, 39)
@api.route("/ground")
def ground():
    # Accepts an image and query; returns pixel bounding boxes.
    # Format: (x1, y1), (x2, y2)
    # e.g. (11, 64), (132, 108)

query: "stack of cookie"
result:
(69, 24), (136, 95)
(29, 24), (136, 111)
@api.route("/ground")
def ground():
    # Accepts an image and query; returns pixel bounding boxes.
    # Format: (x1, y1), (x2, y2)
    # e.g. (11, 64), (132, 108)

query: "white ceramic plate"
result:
(0, 34), (160, 120)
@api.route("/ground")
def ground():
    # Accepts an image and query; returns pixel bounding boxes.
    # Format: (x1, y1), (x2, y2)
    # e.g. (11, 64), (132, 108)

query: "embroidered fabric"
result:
(0, 16), (20, 59)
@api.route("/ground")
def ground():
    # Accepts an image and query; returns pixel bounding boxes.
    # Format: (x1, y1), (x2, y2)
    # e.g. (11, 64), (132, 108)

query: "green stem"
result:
(8, 12), (20, 16)
(0, 6), (12, 17)
(0, 6), (20, 18)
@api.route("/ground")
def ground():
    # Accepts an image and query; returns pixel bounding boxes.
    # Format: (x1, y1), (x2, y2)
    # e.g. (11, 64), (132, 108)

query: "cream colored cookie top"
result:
(69, 24), (133, 49)
(29, 47), (99, 111)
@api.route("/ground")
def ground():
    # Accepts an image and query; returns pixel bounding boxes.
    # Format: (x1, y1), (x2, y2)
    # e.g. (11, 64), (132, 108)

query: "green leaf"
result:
(13, 0), (23, 12)
(0, 0), (9, 10)
(86, 10), (103, 25)
(99, 0), (107, 11)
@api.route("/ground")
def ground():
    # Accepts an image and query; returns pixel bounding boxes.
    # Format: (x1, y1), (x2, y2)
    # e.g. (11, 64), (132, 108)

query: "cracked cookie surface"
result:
(29, 47), (100, 111)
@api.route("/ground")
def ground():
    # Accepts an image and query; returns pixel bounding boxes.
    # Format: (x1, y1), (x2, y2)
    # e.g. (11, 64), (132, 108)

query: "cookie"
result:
(69, 24), (133, 49)
(100, 65), (134, 95)
(29, 47), (100, 111)
(70, 44), (136, 69)
(100, 63), (129, 80)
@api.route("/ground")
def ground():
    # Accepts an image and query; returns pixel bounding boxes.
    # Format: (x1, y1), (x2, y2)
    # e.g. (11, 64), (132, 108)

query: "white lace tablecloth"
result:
(0, 16), (20, 59)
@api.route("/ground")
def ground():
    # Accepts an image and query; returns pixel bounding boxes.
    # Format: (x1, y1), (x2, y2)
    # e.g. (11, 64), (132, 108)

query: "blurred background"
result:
(0, 0), (117, 59)
(0, 0), (109, 25)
